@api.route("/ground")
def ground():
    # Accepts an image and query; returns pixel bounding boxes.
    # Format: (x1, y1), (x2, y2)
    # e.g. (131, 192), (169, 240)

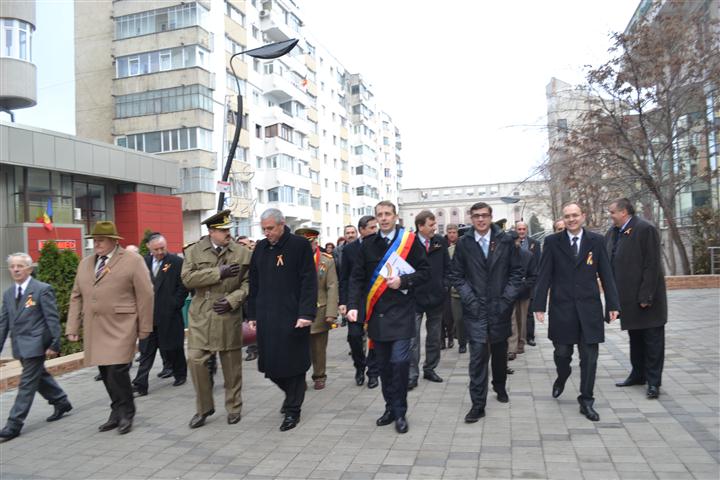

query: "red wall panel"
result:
(114, 193), (183, 253)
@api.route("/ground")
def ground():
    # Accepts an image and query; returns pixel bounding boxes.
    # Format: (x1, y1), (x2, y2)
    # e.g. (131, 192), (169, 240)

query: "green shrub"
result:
(35, 241), (82, 356)
(139, 229), (153, 257)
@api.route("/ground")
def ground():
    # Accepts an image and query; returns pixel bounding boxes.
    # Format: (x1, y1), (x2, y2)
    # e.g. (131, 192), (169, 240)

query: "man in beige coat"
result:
(67, 221), (154, 435)
(296, 228), (339, 390)
(182, 210), (251, 428)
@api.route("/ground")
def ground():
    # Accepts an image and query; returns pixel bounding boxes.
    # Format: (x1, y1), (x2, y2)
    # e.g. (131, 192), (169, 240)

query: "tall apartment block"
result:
(74, 0), (403, 242)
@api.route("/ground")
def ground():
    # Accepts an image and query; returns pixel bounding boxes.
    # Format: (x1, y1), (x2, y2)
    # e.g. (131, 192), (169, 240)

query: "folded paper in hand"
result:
(380, 252), (415, 294)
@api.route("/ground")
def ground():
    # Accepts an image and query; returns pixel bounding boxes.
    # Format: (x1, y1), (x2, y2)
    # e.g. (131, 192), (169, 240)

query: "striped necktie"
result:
(96, 256), (108, 279)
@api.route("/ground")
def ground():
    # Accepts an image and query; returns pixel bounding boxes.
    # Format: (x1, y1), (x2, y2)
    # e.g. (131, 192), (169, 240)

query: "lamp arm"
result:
(217, 56), (244, 212)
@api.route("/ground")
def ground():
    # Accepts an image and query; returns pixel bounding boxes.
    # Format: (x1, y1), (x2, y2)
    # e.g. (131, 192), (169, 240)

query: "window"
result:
(225, 35), (243, 54)
(268, 186), (294, 203)
(311, 196), (321, 210)
(232, 180), (251, 199)
(115, 85), (213, 118)
(252, 25), (259, 39)
(73, 181), (106, 233)
(226, 71), (246, 94)
(178, 167), (214, 193)
(0, 19), (34, 61)
(116, 127), (212, 153)
(310, 170), (320, 183)
(342, 182), (349, 193)
(225, 1), (245, 25)
(116, 45), (209, 78)
(115, 3), (209, 40)
(297, 189), (310, 206)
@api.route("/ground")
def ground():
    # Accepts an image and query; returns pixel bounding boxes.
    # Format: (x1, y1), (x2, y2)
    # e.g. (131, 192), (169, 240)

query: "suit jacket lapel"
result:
(575, 229), (593, 267)
(487, 231), (500, 272)
(155, 257), (170, 289)
(95, 250), (121, 284)
(12, 278), (34, 321)
(615, 216), (637, 259)
(558, 233), (576, 262)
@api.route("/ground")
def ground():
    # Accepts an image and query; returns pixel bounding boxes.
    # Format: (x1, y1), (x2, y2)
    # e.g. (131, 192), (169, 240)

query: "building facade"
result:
(0, 0), (37, 114)
(74, 0), (402, 244)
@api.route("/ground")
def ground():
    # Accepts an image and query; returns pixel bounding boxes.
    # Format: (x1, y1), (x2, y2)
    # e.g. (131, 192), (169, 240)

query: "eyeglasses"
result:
(471, 213), (491, 219)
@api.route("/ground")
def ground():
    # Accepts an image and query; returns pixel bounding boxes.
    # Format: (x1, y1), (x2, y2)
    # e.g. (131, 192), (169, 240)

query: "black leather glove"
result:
(213, 298), (232, 314)
(219, 263), (241, 279)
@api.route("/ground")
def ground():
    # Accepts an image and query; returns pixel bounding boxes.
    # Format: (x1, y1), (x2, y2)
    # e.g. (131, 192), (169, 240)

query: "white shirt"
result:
(620, 216), (632, 232)
(474, 230), (491, 245)
(566, 229), (584, 250)
(418, 233), (430, 249)
(15, 276), (31, 298)
(152, 256), (164, 276)
(380, 229), (396, 243)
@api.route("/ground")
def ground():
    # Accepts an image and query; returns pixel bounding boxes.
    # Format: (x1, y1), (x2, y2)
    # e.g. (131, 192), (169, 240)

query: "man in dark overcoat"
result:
(532, 202), (620, 421)
(348, 201), (430, 434)
(132, 233), (188, 396)
(247, 208), (318, 432)
(449, 202), (524, 423)
(606, 198), (667, 399)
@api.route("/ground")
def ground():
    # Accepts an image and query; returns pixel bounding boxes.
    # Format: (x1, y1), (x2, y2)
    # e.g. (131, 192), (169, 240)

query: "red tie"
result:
(425, 239), (430, 253)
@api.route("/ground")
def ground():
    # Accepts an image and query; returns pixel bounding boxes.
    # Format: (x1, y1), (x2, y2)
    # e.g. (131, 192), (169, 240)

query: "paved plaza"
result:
(1, 289), (718, 480)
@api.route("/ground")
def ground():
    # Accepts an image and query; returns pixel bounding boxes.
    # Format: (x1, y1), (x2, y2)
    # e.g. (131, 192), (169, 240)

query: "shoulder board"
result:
(182, 241), (197, 252)
(322, 252), (334, 259)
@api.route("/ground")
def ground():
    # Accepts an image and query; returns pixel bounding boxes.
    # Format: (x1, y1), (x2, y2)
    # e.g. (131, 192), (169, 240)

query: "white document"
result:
(379, 252), (415, 294)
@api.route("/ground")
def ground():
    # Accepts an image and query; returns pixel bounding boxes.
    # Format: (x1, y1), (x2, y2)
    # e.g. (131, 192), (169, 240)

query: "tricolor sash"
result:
(365, 228), (416, 323)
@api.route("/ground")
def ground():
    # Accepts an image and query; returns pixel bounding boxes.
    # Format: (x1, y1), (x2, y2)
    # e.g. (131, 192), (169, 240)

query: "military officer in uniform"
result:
(181, 210), (251, 428)
(296, 228), (339, 390)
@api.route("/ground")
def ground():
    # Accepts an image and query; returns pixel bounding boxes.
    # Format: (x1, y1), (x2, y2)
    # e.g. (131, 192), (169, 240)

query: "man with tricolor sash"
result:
(347, 201), (430, 434)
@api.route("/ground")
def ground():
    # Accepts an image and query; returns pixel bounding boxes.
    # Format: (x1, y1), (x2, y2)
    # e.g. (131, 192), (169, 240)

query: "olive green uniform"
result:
(310, 253), (339, 381)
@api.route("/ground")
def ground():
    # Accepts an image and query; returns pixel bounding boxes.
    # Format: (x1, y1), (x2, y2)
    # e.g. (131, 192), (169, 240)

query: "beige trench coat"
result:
(67, 247), (154, 366)
(311, 252), (339, 334)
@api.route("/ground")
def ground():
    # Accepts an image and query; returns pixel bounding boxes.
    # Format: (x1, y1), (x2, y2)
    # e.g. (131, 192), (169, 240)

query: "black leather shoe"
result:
(508, 352), (517, 361)
(464, 407), (485, 423)
(245, 350), (258, 361)
(552, 379), (565, 398)
(527, 339), (536, 346)
(280, 415), (299, 431)
(367, 377), (379, 389)
(376, 410), (395, 426)
(395, 416), (408, 434)
(132, 386), (147, 398)
(99, 419), (119, 432)
(407, 378), (418, 390)
(423, 371), (443, 383)
(615, 376), (645, 387)
(173, 378), (186, 387)
(506, 367), (515, 375)
(579, 404), (600, 421)
(495, 388), (509, 403)
(458, 345), (467, 354)
(118, 418), (133, 434)
(227, 413), (242, 424)
(447, 340), (454, 349)
(646, 385), (660, 399)
(46, 401), (72, 422)
(355, 369), (365, 386)
(189, 409), (215, 429)
(94, 373), (103, 381)
(157, 369), (173, 379)
(0, 426), (20, 442)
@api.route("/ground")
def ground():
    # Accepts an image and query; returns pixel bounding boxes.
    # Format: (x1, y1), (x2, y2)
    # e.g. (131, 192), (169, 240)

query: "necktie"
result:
(96, 256), (107, 279)
(572, 236), (579, 258)
(480, 237), (488, 257)
(384, 237), (390, 246)
(152, 260), (161, 277)
(424, 238), (430, 253)
(216, 246), (222, 254)
(15, 286), (22, 307)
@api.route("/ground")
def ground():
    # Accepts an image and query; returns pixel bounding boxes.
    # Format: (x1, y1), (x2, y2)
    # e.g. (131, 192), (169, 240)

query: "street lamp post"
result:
(217, 38), (299, 212)
(500, 196), (526, 222)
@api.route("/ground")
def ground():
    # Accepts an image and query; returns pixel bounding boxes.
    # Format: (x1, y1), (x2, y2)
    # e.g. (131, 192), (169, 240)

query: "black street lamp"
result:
(217, 38), (299, 212)
(500, 196), (526, 222)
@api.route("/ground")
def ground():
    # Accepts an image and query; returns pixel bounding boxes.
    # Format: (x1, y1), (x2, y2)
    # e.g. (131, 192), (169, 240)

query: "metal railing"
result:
(710, 247), (720, 274)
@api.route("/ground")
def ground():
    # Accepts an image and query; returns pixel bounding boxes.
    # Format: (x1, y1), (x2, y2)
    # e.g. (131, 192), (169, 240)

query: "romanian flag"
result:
(43, 198), (54, 231)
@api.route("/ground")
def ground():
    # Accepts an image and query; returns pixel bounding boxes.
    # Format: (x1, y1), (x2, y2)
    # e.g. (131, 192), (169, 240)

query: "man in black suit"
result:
(338, 215), (379, 387)
(348, 201), (430, 434)
(606, 198), (667, 399)
(449, 202), (524, 423)
(409, 210), (450, 388)
(532, 202), (620, 421)
(132, 234), (189, 396)
(509, 221), (541, 356)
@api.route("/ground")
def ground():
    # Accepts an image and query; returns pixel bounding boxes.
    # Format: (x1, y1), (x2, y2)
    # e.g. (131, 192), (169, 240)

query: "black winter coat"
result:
(145, 253), (188, 350)
(348, 226), (430, 342)
(414, 234), (451, 312)
(605, 216), (667, 331)
(248, 226), (318, 378)
(449, 225), (524, 343)
(339, 239), (360, 307)
(532, 229), (620, 344)
(517, 247), (539, 301)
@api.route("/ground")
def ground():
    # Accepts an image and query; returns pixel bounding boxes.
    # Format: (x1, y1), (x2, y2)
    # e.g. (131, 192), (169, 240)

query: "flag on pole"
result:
(43, 198), (54, 231)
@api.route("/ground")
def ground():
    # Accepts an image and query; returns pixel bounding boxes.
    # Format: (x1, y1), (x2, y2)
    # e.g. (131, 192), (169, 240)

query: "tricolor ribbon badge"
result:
(490, 241), (496, 253)
(276, 254), (284, 267)
(25, 295), (35, 308)
(624, 227), (633, 236)
(162, 263), (171, 273)
(586, 251), (594, 265)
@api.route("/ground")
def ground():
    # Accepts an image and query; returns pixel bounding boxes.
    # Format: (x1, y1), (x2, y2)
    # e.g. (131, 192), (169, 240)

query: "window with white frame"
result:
(116, 127), (212, 153)
(1, 19), (34, 61)
(116, 45), (209, 78)
(225, 1), (245, 25)
(268, 186), (294, 203)
(115, 2), (209, 40)
(115, 85), (213, 118)
(178, 167), (214, 193)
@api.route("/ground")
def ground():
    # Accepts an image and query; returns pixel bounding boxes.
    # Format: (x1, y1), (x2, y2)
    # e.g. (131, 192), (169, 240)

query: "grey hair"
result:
(6, 252), (33, 267)
(260, 208), (285, 223)
(147, 234), (166, 245)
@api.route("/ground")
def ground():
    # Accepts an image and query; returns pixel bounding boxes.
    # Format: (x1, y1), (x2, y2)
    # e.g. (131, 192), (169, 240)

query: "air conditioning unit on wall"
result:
(259, 10), (269, 18)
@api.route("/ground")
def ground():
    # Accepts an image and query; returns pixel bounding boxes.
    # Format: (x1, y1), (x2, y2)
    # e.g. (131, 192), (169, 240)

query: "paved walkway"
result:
(1, 289), (718, 480)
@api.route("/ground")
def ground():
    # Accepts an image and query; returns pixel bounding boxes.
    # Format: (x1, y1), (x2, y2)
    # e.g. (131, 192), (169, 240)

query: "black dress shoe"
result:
(579, 403), (600, 421)
(0, 426), (20, 442)
(376, 410), (395, 426)
(395, 416), (408, 434)
(46, 401), (73, 422)
(464, 407), (485, 423)
(508, 352), (517, 361)
(227, 413), (242, 424)
(495, 388), (509, 403)
(157, 369), (173, 379)
(423, 371), (443, 383)
(407, 378), (418, 390)
(118, 418), (133, 434)
(527, 339), (536, 346)
(458, 345), (467, 354)
(189, 409), (215, 429)
(172, 377), (186, 387)
(615, 376), (645, 387)
(552, 379), (565, 398)
(245, 350), (258, 361)
(280, 414), (299, 431)
(646, 385), (660, 399)
(94, 373), (103, 381)
(355, 369), (365, 386)
(132, 386), (148, 398)
(506, 367), (515, 375)
(98, 419), (119, 432)
(447, 340), (454, 349)
(367, 377), (379, 389)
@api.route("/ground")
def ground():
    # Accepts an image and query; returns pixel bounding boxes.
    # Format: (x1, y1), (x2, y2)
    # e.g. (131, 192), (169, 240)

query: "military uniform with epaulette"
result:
(181, 210), (251, 428)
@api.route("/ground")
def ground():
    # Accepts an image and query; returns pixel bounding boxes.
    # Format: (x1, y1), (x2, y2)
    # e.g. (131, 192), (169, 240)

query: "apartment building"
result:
(74, 0), (402, 243)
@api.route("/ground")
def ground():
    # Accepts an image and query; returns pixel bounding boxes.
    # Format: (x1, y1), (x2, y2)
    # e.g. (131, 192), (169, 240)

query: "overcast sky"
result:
(13, 0), (639, 190)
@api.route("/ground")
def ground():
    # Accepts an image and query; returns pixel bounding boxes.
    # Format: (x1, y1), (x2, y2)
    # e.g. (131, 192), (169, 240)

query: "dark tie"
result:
(384, 237), (390, 246)
(15, 286), (22, 307)
(96, 255), (108, 279)
(572, 236), (579, 258)
(612, 227), (621, 259)
(216, 246), (222, 254)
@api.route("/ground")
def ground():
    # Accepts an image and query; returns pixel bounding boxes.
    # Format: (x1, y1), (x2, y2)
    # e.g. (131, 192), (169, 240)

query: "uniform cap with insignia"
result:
(295, 227), (320, 241)
(202, 209), (233, 230)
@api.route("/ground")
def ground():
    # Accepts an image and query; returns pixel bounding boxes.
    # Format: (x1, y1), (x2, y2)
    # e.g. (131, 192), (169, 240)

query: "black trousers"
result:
(374, 338), (411, 419)
(347, 321), (380, 379)
(553, 342), (599, 404)
(99, 363), (135, 421)
(132, 331), (187, 391)
(467, 339), (508, 409)
(269, 373), (306, 417)
(526, 302), (535, 341)
(441, 293), (454, 343)
(6, 356), (68, 432)
(628, 325), (664, 387)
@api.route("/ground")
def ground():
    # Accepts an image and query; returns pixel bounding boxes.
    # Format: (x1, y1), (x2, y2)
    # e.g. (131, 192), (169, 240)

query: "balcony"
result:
(259, 9), (301, 43)
(261, 70), (307, 104)
(261, 106), (309, 134)
(263, 136), (308, 162)
(268, 202), (312, 225)
(259, 168), (311, 192)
